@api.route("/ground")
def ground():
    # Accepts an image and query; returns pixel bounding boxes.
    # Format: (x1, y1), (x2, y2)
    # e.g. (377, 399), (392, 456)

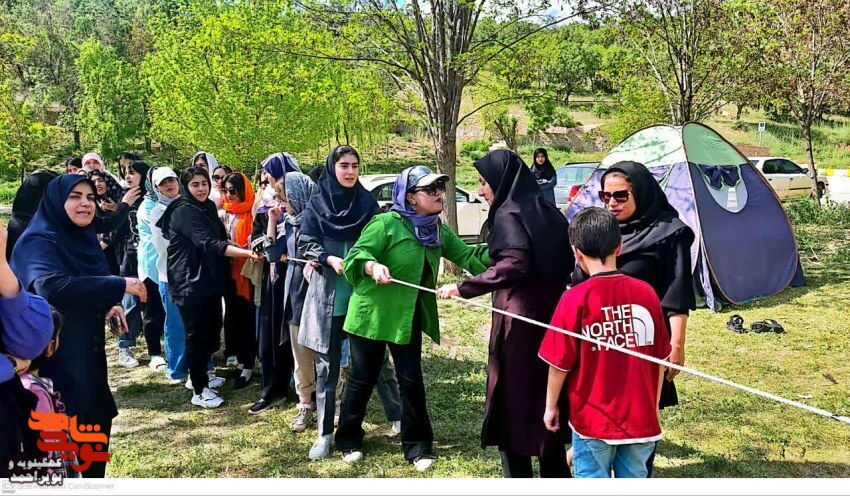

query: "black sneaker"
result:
(234, 373), (254, 390)
(248, 396), (284, 415)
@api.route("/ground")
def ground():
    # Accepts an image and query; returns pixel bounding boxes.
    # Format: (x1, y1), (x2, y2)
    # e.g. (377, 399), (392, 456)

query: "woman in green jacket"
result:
(334, 166), (489, 472)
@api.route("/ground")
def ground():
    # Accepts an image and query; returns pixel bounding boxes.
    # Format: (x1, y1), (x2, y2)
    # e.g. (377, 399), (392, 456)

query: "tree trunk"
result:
(73, 128), (81, 149)
(736, 103), (744, 120)
(802, 123), (821, 206)
(433, 124), (463, 276)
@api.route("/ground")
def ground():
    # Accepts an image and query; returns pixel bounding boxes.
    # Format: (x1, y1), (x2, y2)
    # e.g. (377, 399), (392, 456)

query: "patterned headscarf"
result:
(283, 172), (318, 226)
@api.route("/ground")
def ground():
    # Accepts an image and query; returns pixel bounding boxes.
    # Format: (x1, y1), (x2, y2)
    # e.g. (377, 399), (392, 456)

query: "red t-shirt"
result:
(538, 273), (671, 444)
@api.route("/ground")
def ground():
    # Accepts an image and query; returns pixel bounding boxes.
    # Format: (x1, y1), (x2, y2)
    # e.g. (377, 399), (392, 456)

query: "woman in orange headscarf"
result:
(220, 172), (258, 388)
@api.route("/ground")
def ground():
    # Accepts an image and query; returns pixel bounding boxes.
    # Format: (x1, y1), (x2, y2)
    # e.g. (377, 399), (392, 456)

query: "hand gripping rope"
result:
(288, 256), (850, 426)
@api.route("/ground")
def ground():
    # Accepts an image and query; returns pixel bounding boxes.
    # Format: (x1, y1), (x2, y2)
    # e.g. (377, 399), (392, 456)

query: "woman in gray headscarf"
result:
(247, 171), (318, 416)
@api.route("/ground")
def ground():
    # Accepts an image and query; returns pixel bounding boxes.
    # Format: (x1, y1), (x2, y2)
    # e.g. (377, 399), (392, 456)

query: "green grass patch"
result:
(98, 213), (850, 478)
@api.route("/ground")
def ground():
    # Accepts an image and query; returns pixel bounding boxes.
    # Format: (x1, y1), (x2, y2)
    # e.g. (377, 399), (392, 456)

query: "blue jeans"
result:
(572, 431), (656, 478)
(118, 293), (143, 349)
(159, 282), (188, 381)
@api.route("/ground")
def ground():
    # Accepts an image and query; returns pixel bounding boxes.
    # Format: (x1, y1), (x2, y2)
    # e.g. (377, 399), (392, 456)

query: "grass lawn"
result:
(97, 210), (850, 478)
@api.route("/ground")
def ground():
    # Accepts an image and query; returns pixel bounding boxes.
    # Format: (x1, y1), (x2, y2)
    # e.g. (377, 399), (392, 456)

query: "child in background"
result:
(18, 309), (74, 478)
(539, 207), (670, 478)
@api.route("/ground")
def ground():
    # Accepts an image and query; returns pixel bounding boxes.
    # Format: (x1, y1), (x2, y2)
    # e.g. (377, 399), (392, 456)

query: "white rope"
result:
(286, 256), (850, 426)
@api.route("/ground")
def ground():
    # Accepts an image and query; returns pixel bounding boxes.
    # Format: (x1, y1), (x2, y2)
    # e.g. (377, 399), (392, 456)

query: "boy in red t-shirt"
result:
(539, 207), (670, 478)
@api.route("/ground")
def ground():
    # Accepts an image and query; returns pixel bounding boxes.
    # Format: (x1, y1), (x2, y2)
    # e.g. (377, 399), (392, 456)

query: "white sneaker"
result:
(291, 402), (314, 432)
(308, 434), (333, 460)
(226, 356), (238, 367)
(185, 373), (224, 391)
(149, 355), (167, 372)
(208, 373), (225, 389)
(341, 450), (363, 464)
(118, 348), (140, 368)
(191, 388), (224, 409)
(413, 455), (435, 472)
(392, 420), (401, 435)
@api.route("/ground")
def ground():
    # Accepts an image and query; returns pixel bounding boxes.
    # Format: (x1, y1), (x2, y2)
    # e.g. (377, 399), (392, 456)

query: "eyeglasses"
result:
(224, 188), (238, 194)
(412, 182), (447, 196)
(598, 190), (631, 204)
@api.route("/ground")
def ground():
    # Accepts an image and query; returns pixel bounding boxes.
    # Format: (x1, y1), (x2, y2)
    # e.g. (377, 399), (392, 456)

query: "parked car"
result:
(749, 156), (828, 200)
(554, 162), (598, 210)
(358, 174), (490, 244)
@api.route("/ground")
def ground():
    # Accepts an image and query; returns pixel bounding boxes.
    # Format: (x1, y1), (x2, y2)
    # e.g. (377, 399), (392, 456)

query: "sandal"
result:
(726, 314), (746, 334)
(751, 319), (785, 334)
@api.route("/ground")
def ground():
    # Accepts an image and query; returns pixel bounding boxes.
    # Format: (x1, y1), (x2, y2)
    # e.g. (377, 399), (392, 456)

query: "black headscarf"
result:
(156, 182), (225, 243)
(89, 170), (123, 203)
(307, 165), (325, 183)
(11, 175), (109, 290)
(474, 150), (573, 286)
(301, 148), (378, 241)
(6, 170), (58, 259)
(531, 148), (556, 181)
(601, 161), (693, 255)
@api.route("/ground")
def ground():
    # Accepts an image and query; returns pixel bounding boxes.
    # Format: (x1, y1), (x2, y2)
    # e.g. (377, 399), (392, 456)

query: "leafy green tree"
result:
(543, 24), (603, 108)
(0, 77), (58, 181)
(754, 0), (850, 203)
(284, 0), (593, 240)
(597, 0), (756, 124)
(75, 37), (145, 158)
(143, 0), (397, 169)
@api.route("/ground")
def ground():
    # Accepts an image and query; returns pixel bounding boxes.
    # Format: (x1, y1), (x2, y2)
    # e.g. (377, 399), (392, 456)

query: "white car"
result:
(749, 156), (828, 200)
(359, 174), (490, 244)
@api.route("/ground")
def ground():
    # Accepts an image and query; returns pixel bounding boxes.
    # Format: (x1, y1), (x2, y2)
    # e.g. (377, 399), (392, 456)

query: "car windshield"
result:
(556, 166), (596, 184)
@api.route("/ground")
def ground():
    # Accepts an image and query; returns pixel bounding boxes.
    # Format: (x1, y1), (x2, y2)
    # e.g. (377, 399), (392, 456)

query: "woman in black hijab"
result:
(6, 170), (58, 259)
(577, 161), (696, 474)
(298, 145), (379, 460)
(531, 148), (557, 205)
(438, 150), (573, 478)
(10, 174), (147, 478)
(157, 167), (258, 409)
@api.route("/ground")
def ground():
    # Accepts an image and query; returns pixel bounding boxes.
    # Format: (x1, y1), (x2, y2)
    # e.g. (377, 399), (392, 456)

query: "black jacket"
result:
(158, 196), (229, 305)
(117, 199), (144, 277)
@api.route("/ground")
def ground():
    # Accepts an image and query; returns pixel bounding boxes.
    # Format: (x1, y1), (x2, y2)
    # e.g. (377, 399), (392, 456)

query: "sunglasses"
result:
(259, 181), (269, 187)
(598, 190), (631, 204)
(413, 182), (447, 196)
(224, 188), (239, 194)
(212, 175), (225, 182)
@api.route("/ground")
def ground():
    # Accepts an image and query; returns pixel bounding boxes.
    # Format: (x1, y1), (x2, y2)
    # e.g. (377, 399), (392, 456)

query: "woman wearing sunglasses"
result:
(334, 165), (490, 471)
(582, 161), (696, 474)
(220, 172), (258, 388)
(436, 150), (573, 478)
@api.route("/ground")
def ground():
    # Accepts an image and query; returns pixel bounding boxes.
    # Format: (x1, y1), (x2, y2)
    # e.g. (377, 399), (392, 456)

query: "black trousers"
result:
(223, 287), (257, 368)
(259, 334), (294, 401)
(256, 269), (291, 400)
(0, 377), (38, 477)
(335, 330), (432, 461)
(176, 296), (223, 394)
(142, 278), (164, 357)
(499, 449), (571, 478)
